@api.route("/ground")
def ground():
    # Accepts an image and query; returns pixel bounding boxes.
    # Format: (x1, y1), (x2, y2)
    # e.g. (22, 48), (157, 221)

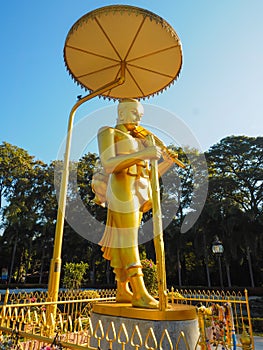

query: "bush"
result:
(79, 289), (100, 299)
(62, 261), (88, 290)
(141, 258), (158, 296)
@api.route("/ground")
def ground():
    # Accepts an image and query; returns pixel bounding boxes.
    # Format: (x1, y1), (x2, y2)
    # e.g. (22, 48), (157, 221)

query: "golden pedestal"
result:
(90, 302), (199, 350)
(92, 302), (197, 320)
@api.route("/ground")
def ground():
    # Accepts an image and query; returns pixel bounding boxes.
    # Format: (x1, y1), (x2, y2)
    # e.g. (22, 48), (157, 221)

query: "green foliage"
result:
(141, 258), (158, 296)
(207, 135), (263, 220)
(62, 261), (89, 290)
(79, 289), (100, 299)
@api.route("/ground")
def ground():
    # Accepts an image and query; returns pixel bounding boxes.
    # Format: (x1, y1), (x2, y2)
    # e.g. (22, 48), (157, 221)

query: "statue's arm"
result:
(158, 156), (174, 177)
(98, 127), (162, 174)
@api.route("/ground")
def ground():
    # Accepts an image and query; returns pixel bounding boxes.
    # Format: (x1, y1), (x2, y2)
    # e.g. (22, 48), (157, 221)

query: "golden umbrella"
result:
(48, 4), (183, 323)
(64, 5), (182, 99)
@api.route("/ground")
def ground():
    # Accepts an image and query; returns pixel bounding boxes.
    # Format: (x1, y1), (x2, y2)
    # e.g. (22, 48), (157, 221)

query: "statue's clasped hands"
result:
(140, 144), (162, 161)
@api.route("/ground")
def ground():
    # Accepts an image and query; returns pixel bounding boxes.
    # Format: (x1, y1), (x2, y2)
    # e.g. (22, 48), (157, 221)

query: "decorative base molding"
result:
(90, 303), (199, 350)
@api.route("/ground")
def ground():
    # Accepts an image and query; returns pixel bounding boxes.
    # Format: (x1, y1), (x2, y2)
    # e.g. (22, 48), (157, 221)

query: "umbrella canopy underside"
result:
(64, 5), (183, 100)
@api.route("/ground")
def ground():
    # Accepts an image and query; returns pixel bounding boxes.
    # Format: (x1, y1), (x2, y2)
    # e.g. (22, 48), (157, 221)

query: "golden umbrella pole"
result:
(46, 64), (125, 334)
(148, 134), (168, 311)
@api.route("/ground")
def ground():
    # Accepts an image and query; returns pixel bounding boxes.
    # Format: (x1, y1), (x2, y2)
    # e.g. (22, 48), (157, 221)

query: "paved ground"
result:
(254, 336), (263, 349)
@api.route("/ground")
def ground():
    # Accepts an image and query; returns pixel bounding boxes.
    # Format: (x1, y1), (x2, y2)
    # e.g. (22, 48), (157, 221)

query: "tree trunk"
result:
(246, 247), (255, 288)
(24, 239), (32, 283)
(177, 248), (182, 287)
(225, 261), (232, 287)
(8, 233), (18, 284)
(39, 248), (46, 284)
(203, 233), (211, 287)
(106, 260), (111, 285)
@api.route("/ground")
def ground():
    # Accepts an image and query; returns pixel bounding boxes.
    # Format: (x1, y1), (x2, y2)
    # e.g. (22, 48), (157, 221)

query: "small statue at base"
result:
(94, 98), (173, 309)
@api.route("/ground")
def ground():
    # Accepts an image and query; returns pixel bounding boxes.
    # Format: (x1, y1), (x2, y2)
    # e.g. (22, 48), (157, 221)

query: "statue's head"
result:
(117, 98), (144, 129)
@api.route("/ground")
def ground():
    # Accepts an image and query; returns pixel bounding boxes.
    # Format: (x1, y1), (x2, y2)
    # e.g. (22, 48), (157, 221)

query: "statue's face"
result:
(118, 102), (144, 130)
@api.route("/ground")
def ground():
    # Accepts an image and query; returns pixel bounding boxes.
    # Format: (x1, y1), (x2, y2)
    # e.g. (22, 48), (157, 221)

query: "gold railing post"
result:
(244, 289), (254, 350)
(3, 289), (9, 306)
(197, 307), (207, 350)
(46, 64), (125, 334)
(240, 328), (252, 350)
(0, 289), (9, 327)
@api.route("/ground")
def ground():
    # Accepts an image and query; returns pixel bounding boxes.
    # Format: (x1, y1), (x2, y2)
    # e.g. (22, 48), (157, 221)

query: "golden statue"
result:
(93, 98), (175, 309)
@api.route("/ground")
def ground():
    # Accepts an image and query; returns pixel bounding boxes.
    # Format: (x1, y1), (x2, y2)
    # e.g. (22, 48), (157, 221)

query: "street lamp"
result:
(212, 236), (224, 288)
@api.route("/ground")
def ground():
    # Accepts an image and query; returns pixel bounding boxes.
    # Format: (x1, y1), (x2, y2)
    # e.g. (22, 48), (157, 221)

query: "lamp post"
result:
(212, 236), (224, 288)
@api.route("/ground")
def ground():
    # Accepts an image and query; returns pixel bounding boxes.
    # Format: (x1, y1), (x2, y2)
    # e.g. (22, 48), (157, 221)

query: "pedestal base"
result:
(90, 303), (199, 350)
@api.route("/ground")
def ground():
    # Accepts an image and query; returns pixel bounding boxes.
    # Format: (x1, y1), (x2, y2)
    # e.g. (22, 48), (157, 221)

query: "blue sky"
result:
(1, 0), (262, 164)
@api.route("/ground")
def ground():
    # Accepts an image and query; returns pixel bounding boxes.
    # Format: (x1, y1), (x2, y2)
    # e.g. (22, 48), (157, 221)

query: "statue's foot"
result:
(116, 289), (133, 303)
(132, 294), (159, 309)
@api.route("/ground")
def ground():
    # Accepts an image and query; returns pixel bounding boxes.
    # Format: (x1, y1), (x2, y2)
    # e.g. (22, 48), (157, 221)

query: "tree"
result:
(0, 142), (36, 208)
(159, 146), (208, 286)
(1, 137), (262, 288)
(207, 136), (263, 219)
(0, 143), (60, 283)
(206, 136), (263, 287)
(0, 142), (49, 282)
(62, 261), (89, 290)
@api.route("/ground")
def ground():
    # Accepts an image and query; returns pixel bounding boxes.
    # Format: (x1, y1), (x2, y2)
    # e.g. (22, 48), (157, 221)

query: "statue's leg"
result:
(114, 267), (133, 303)
(128, 267), (159, 309)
